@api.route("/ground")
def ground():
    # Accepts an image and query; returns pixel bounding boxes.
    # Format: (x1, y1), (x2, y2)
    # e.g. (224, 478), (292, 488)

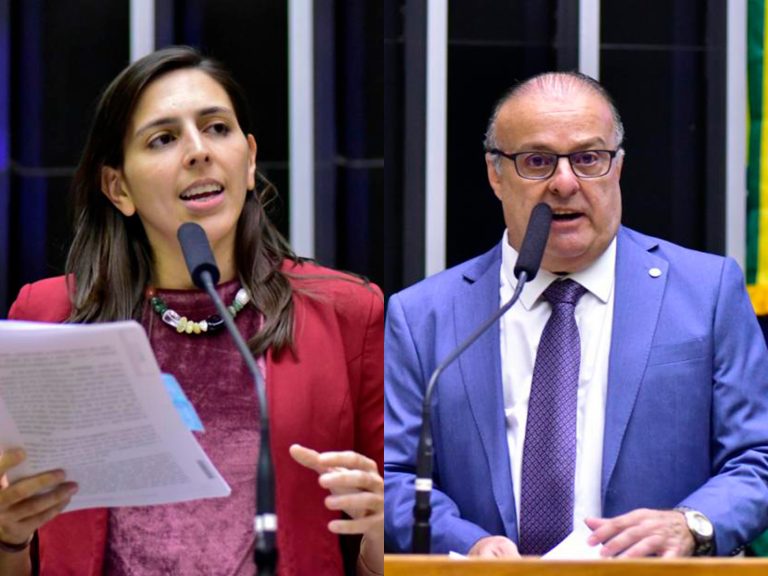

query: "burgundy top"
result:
(105, 281), (264, 575)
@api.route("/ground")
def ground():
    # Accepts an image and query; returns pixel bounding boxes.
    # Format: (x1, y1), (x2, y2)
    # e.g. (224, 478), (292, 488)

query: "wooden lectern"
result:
(384, 554), (768, 576)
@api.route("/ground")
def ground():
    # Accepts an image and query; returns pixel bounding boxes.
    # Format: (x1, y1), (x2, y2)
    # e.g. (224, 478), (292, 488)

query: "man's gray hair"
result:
(484, 71), (625, 173)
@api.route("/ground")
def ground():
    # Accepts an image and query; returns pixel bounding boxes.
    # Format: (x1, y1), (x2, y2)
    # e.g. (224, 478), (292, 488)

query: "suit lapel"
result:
(454, 245), (518, 539)
(602, 228), (668, 500)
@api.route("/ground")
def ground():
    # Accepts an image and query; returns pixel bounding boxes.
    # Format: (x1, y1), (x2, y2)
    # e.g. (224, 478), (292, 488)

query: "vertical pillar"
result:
(726, 0), (747, 266)
(578, 0), (600, 78)
(289, 0), (315, 257)
(130, 0), (155, 61)
(425, 0), (447, 276)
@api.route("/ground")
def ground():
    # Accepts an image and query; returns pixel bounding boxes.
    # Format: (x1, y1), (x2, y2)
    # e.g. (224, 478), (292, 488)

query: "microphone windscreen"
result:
(513, 203), (552, 281)
(177, 222), (221, 288)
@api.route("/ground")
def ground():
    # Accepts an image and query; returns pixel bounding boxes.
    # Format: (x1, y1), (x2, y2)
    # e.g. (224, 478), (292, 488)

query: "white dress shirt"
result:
(499, 230), (616, 531)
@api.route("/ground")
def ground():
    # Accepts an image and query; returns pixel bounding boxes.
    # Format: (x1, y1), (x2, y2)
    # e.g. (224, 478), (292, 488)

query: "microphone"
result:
(177, 223), (221, 288)
(177, 222), (278, 575)
(513, 203), (551, 281)
(411, 202), (552, 554)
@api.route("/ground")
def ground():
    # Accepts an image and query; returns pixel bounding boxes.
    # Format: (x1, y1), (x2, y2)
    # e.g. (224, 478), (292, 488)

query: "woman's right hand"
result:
(0, 448), (78, 547)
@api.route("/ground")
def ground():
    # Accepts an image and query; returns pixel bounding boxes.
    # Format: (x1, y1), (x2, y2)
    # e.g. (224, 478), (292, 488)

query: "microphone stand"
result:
(412, 271), (530, 554)
(410, 201), (551, 553)
(197, 270), (277, 575)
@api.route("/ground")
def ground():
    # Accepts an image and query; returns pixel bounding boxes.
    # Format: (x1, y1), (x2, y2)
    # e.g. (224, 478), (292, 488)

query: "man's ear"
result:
(101, 166), (136, 216)
(614, 149), (625, 179)
(485, 153), (504, 201)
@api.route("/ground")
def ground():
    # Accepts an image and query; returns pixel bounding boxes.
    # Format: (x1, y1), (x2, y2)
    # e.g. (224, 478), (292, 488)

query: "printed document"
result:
(0, 320), (230, 511)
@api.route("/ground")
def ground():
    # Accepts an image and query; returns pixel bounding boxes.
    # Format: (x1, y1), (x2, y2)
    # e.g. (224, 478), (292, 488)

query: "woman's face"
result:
(101, 68), (256, 284)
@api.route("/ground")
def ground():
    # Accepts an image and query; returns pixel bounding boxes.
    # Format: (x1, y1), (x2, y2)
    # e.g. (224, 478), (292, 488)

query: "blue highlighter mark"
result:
(162, 373), (204, 432)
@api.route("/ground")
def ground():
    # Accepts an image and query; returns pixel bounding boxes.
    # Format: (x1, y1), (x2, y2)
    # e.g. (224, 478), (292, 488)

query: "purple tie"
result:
(519, 279), (587, 555)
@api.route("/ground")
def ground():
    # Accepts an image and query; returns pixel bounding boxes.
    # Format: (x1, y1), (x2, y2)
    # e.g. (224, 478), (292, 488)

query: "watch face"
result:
(690, 512), (714, 538)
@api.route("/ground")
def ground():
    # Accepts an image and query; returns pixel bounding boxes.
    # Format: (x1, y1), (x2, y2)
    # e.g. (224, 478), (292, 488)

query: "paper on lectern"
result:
(542, 520), (603, 559)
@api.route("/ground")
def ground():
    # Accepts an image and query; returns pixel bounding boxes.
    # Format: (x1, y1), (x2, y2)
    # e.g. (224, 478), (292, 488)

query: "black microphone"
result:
(411, 202), (552, 554)
(177, 222), (277, 575)
(513, 203), (551, 281)
(177, 223), (221, 288)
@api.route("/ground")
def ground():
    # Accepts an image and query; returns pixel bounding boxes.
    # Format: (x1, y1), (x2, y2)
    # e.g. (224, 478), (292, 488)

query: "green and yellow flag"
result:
(747, 0), (768, 556)
(748, 0), (768, 310)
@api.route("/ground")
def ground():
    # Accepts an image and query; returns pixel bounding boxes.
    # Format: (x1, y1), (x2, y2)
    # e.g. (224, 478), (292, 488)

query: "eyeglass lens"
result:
(516, 151), (612, 179)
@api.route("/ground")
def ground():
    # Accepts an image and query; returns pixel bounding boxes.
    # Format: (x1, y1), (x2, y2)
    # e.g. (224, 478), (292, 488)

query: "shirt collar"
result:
(500, 229), (616, 310)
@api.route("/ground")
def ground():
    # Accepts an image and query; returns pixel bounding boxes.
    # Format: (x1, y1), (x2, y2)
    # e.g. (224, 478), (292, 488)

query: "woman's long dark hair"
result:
(66, 45), (299, 356)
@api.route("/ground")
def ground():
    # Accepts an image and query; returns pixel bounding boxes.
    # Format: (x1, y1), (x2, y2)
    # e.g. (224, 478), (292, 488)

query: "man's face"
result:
(486, 88), (623, 273)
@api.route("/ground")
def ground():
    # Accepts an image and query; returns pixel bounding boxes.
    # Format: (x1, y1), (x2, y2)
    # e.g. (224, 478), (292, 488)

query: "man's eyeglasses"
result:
(487, 148), (620, 180)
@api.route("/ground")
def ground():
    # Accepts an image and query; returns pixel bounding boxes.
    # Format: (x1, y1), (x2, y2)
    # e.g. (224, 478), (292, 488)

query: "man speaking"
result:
(384, 71), (768, 557)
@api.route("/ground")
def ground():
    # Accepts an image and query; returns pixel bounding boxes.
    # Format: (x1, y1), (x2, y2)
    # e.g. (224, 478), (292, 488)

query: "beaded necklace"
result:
(146, 286), (250, 335)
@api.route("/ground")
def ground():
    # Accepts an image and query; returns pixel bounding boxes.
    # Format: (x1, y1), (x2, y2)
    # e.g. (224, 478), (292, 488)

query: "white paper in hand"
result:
(0, 320), (230, 512)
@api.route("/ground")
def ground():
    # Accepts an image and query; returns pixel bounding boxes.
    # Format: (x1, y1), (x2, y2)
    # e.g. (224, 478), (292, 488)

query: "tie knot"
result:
(543, 279), (587, 306)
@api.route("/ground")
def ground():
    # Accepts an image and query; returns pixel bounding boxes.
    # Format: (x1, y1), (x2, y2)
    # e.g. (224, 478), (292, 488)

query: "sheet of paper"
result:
(542, 520), (603, 560)
(0, 320), (230, 512)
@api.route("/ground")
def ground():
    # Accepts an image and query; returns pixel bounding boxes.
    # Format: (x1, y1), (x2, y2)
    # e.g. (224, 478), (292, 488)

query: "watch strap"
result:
(0, 534), (32, 554)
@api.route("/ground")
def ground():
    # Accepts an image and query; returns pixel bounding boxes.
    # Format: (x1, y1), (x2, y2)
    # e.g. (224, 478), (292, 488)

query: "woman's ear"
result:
(247, 134), (258, 191)
(101, 166), (136, 216)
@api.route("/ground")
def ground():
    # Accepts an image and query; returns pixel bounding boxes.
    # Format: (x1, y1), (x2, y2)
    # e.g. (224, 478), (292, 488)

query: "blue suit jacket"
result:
(384, 227), (768, 556)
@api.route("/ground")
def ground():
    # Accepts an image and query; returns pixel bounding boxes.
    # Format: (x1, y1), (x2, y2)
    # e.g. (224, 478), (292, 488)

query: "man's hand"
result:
(585, 508), (694, 557)
(468, 535), (521, 558)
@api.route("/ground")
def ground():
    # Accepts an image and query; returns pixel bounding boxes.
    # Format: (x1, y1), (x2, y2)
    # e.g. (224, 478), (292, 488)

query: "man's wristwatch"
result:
(674, 507), (714, 556)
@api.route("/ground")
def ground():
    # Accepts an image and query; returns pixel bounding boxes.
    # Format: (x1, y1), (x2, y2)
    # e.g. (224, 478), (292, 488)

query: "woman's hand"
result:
(289, 444), (382, 533)
(0, 448), (78, 548)
(289, 444), (383, 575)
